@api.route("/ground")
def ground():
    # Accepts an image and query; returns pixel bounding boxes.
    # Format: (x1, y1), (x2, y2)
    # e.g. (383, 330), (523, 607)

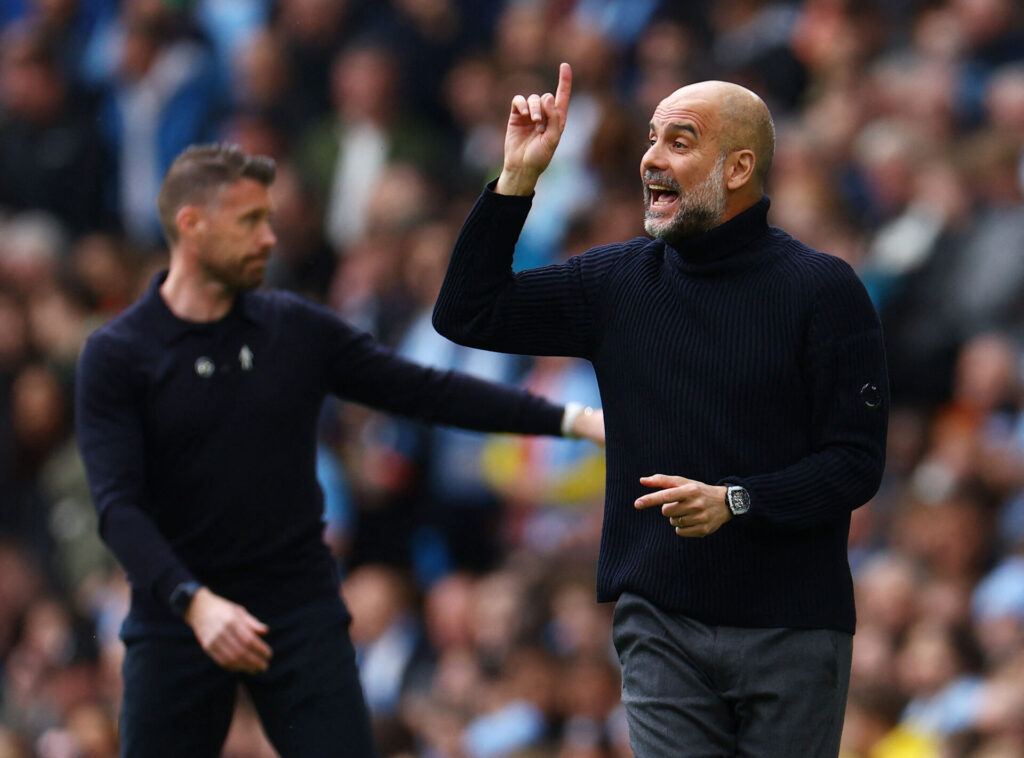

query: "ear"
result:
(725, 149), (756, 192)
(175, 205), (206, 241)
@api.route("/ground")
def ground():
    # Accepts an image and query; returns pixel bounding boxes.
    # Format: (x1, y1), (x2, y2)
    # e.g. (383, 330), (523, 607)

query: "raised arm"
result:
(298, 299), (604, 444)
(496, 61), (573, 196)
(433, 63), (620, 359)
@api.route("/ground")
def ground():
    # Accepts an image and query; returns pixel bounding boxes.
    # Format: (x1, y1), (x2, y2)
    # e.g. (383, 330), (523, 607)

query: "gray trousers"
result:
(612, 593), (852, 758)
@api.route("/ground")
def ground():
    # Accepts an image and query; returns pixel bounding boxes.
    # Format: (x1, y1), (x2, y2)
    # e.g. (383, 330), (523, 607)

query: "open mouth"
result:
(647, 183), (680, 209)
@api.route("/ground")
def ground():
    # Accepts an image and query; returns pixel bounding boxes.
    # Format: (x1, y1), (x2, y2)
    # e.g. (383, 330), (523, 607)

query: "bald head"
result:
(658, 81), (775, 190)
(642, 80), (775, 239)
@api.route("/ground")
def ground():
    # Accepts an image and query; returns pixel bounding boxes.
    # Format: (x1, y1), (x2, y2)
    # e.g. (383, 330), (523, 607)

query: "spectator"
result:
(0, 23), (112, 235)
(299, 43), (446, 252)
(95, 4), (221, 246)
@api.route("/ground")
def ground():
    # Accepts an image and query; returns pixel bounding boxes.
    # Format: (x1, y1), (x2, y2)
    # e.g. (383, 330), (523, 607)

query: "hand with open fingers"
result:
(496, 62), (573, 196)
(634, 474), (731, 538)
(185, 587), (273, 674)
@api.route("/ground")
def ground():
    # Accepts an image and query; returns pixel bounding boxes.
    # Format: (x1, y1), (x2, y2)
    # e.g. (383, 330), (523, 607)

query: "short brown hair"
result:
(156, 143), (276, 244)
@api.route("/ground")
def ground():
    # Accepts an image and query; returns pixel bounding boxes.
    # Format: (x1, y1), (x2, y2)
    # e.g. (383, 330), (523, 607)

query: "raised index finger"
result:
(555, 62), (572, 118)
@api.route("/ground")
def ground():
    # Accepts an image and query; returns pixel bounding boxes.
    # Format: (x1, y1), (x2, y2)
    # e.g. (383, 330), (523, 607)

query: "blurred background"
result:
(0, 0), (1023, 755)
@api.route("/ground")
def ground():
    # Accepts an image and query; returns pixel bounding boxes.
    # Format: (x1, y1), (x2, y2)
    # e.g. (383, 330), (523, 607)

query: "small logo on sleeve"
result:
(239, 345), (254, 371)
(860, 383), (883, 409)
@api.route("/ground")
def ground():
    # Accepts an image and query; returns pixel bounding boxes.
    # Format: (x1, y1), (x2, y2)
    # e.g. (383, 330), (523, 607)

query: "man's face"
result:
(640, 91), (727, 243)
(0, 50), (60, 122)
(196, 178), (277, 292)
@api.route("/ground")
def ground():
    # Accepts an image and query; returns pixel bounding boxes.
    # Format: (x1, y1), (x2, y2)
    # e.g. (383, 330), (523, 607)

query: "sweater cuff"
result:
(484, 178), (536, 205)
(153, 564), (200, 613)
(717, 476), (756, 515)
(561, 402), (596, 437)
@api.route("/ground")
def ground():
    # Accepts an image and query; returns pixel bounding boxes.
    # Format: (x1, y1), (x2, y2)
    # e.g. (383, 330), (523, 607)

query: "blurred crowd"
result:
(0, 0), (1023, 756)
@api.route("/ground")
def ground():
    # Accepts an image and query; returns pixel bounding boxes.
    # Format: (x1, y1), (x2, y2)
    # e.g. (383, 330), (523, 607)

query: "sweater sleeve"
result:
(432, 183), (605, 359)
(302, 301), (565, 436)
(723, 262), (889, 530)
(75, 333), (196, 607)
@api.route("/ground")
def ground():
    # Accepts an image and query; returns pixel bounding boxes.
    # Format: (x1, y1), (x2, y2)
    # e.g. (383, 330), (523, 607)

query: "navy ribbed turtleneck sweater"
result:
(434, 187), (889, 633)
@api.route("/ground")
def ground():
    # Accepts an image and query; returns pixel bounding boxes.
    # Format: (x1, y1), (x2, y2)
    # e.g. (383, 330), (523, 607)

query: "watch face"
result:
(170, 582), (199, 616)
(728, 487), (750, 515)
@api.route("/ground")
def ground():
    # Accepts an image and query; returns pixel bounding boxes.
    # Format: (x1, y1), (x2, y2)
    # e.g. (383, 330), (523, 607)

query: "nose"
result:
(641, 141), (667, 175)
(260, 220), (277, 248)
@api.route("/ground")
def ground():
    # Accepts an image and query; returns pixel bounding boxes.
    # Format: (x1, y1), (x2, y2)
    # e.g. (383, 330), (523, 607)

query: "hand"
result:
(571, 407), (605, 446)
(634, 474), (731, 538)
(184, 587), (272, 673)
(495, 62), (572, 196)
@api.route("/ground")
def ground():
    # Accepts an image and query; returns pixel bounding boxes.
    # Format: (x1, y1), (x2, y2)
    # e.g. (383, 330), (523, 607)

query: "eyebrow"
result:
(240, 206), (273, 220)
(650, 122), (699, 138)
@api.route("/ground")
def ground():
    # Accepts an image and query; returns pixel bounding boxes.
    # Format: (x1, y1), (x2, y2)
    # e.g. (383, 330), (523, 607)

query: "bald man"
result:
(433, 65), (889, 756)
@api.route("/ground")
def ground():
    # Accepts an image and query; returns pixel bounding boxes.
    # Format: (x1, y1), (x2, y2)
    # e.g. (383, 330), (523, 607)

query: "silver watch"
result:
(726, 485), (751, 516)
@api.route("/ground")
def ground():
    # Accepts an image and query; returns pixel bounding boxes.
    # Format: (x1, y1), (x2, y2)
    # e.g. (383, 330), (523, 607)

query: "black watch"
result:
(725, 485), (751, 516)
(169, 580), (202, 617)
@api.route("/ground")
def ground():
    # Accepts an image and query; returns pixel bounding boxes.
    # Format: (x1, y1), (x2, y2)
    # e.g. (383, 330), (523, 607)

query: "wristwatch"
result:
(725, 485), (751, 516)
(169, 580), (202, 617)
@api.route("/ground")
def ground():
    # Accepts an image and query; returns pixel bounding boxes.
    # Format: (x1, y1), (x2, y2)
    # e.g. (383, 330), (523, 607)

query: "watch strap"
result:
(169, 580), (202, 617)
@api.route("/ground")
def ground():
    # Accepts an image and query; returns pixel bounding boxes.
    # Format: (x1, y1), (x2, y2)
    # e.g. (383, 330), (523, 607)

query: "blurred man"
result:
(433, 64), (889, 756)
(0, 22), (112, 234)
(75, 143), (603, 758)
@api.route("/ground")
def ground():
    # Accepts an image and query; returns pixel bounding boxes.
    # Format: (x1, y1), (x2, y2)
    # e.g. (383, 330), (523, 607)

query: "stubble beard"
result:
(644, 154), (727, 245)
(199, 251), (267, 295)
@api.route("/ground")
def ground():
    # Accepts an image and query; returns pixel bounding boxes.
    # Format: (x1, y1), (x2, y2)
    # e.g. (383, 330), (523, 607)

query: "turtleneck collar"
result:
(664, 196), (772, 276)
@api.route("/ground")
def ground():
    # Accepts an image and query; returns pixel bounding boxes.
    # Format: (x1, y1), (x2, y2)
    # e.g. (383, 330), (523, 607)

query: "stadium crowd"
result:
(0, 0), (1023, 755)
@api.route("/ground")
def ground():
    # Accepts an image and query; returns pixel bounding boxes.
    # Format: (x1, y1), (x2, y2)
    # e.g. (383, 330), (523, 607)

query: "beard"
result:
(199, 251), (268, 294)
(643, 154), (727, 244)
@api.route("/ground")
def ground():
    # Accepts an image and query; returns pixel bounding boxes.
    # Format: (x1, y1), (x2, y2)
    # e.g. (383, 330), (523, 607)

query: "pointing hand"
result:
(496, 62), (573, 196)
(634, 474), (731, 538)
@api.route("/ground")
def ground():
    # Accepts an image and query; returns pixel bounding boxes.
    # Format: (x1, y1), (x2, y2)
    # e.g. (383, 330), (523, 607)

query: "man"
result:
(75, 143), (603, 758)
(433, 64), (889, 756)
(0, 22), (113, 235)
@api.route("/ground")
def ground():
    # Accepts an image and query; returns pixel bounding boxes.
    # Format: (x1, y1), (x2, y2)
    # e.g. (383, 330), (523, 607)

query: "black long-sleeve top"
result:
(76, 272), (564, 623)
(433, 188), (889, 633)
